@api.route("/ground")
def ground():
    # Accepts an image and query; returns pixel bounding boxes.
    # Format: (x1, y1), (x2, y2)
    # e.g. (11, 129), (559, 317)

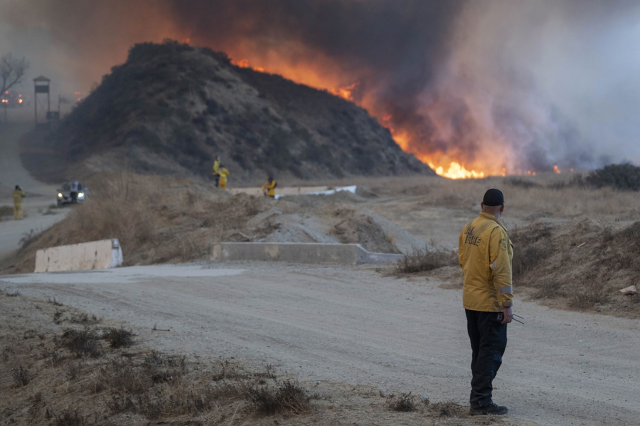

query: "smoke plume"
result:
(1, 0), (638, 175)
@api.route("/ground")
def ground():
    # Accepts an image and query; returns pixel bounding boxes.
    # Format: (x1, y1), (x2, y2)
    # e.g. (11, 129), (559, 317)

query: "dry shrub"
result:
(429, 401), (463, 417)
(100, 359), (152, 394)
(12, 365), (31, 387)
(531, 278), (565, 300)
(506, 178), (539, 189)
(584, 163), (640, 191)
(395, 246), (457, 274)
(68, 312), (100, 325)
(0, 205), (14, 216)
(510, 223), (553, 278)
(385, 392), (417, 412)
(569, 278), (610, 309)
(58, 329), (102, 358)
(143, 351), (187, 383)
(512, 245), (547, 278)
(102, 327), (135, 348)
(248, 380), (311, 415)
(52, 409), (87, 426)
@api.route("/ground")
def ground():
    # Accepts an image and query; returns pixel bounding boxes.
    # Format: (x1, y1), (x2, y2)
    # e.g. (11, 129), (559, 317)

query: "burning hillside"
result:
(4, 0), (626, 176)
(25, 42), (432, 182)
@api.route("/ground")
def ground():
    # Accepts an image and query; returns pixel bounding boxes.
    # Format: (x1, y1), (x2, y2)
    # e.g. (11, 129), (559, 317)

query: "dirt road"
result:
(0, 123), (68, 261)
(2, 263), (638, 426)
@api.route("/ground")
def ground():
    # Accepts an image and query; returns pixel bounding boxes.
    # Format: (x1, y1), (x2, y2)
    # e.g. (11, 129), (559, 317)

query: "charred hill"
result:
(32, 41), (433, 181)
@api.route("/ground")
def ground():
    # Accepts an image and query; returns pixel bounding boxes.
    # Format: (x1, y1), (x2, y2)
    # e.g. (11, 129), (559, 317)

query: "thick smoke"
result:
(1, 0), (638, 172)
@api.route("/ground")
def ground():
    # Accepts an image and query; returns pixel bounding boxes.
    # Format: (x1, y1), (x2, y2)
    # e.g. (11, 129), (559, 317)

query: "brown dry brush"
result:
(4, 325), (315, 425)
(510, 220), (640, 313)
(395, 246), (458, 274)
(385, 392), (418, 412)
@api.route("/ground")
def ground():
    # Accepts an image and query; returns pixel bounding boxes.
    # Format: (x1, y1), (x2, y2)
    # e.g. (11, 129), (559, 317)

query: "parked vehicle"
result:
(57, 181), (88, 207)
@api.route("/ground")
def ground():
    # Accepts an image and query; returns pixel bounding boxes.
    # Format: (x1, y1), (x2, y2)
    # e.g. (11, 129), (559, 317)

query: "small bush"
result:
(429, 401), (461, 417)
(103, 327), (135, 348)
(101, 359), (151, 394)
(12, 365), (31, 386)
(67, 362), (80, 380)
(395, 247), (457, 274)
(585, 163), (640, 191)
(0, 205), (13, 216)
(248, 380), (311, 415)
(143, 351), (186, 383)
(532, 278), (565, 300)
(569, 279), (610, 308)
(69, 312), (100, 325)
(59, 329), (102, 358)
(385, 392), (417, 412)
(512, 246), (547, 278)
(53, 409), (86, 426)
(506, 178), (539, 189)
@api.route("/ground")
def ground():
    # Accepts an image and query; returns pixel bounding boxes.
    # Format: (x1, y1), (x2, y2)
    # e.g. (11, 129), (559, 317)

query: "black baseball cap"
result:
(483, 189), (504, 206)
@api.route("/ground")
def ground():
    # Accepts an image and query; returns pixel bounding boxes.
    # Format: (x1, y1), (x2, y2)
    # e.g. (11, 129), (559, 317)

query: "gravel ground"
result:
(1, 262), (638, 426)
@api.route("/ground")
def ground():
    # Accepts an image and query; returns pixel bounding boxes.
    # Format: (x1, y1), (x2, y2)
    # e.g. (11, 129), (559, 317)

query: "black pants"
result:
(214, 175), (220, 187)
(465, 309), (507, 407)
(70, 191), (78, 203)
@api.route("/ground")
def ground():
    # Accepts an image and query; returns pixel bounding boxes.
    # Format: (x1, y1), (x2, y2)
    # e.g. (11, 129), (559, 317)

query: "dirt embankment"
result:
(7, 173), (425, 274)
(0, 290), (537, 426)
(510, 219), (640, 318)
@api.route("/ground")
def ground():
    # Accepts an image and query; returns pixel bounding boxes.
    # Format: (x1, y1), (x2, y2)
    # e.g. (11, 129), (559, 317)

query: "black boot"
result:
(469, 402), (508, 416)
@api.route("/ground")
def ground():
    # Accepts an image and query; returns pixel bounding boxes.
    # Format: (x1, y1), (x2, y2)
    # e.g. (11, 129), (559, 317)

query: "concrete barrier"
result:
(211, 242), (403, 265)
(229, 186), (330, 197)
(35, 239), (123, 273)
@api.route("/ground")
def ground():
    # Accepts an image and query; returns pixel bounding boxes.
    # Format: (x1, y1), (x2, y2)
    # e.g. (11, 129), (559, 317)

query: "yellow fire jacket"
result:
(13, 189), (25, 206)
(458, 212), (514, 312)
(213, 160), (221, 176)
(219, 169), (229, 189)
(262, 181), (277, 197)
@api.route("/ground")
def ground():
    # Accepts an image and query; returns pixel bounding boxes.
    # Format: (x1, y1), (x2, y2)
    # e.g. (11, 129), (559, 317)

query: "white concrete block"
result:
(35, 239), (123, 273)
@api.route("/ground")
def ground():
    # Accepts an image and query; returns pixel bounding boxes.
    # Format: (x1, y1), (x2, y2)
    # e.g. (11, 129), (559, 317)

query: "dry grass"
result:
(385, 392), (418, 412)
(316, 173), (640, 218)
(510, 220), (640, 317)
(394, 246), (458, 275)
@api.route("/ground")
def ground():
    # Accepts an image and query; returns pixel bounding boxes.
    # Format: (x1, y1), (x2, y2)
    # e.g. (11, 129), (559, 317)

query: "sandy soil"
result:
(0, 122), (69, 262)
(2, 263), (638, 426)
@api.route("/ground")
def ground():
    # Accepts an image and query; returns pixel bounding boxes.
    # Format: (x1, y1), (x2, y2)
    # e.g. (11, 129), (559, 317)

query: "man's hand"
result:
(502, 306), (513, 324)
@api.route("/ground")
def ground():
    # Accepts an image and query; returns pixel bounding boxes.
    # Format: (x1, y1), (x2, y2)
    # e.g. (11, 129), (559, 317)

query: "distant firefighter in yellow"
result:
(13, 185), (25, 220)
(218, 168), (229, 189)
(212, 156), (221, 186)
(262, 177), (277, 198)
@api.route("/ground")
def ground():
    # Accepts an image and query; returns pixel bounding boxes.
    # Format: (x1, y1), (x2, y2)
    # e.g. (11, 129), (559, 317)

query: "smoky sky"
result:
(1, 0), (639, 172)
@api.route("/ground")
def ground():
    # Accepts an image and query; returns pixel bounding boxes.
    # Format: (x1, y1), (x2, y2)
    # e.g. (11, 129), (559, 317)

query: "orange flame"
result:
(554, 165), (561, 174)
(226, 55), (494, 179)
(329, 82), (358, 102)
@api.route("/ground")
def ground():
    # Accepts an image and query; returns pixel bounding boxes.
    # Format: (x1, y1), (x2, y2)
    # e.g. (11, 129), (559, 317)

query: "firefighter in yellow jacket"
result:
(458, 188), (513, 416)
(218, 168), (229, 189)
(212, 156), (221, 187)
(13, 185), (26, 220)
(261, 177), (277, 198)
